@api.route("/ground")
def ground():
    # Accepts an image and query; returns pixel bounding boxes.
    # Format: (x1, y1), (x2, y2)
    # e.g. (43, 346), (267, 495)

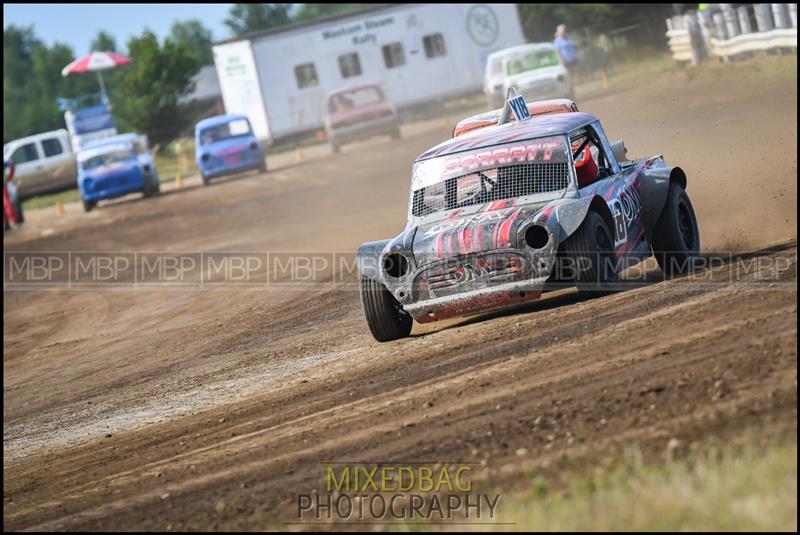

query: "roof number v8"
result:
(509, 95), (531, 120)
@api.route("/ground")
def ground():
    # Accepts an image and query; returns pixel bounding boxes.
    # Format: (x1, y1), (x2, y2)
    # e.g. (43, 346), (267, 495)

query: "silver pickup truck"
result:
(3, 129), (78, 200)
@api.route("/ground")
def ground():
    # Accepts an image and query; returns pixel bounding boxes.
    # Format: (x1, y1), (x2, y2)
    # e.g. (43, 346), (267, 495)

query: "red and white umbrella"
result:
(61, 51), (133, 99)
(61, 51), (132, 76)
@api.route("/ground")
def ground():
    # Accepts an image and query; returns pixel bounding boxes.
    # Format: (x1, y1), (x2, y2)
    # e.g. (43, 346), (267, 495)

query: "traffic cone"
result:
(175, 173), (183, 189)
(602, 71), (610, 90)
(55, 201), (64, 216)
(295, 148), (304, 163)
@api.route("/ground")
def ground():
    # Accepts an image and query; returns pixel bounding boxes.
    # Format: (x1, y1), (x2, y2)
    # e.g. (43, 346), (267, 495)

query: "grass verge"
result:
(499, 438), (797, 531)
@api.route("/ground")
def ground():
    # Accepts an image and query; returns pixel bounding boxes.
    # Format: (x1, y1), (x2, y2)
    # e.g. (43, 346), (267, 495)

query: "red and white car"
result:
(324, 83), (401, 153)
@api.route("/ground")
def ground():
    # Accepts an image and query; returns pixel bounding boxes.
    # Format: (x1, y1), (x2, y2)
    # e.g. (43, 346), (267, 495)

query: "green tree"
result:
(170, 19), (214, 66)
(4, 25), (40, 141)
(293, 4), (365, 22)
(110, 31), (199, 147)
(4, 25), (97, 142)
(224, 3), (292, 36)
(517, 4), (672, 44)
(28, 44), (79, 133)
(90, 30), (117, 52)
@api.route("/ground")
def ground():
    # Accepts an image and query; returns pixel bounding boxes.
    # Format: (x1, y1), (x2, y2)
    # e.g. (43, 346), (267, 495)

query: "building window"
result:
(382, 42), (406, 69)
(41, 137), (64, 157)
(294, 63), (319, 89)
(338, 52), (362, 79)
(423, 33), (447, 58)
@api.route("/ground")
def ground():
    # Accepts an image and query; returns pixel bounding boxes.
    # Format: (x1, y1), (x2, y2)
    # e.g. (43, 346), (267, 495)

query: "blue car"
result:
(195, 114), (266, 185)
(77, 134), (160, 212)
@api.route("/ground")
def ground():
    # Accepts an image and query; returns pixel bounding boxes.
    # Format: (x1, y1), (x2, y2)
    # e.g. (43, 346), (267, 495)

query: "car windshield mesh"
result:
(411, 136), (570, 218)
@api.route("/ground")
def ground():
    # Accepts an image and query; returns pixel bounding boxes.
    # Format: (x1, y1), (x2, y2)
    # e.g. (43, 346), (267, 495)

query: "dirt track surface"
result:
(4, 58), (797, 530)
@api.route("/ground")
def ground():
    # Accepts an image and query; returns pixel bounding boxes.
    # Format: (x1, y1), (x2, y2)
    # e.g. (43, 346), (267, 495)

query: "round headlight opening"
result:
(524, 225), (550, 249)
(383, 253), (409, 278)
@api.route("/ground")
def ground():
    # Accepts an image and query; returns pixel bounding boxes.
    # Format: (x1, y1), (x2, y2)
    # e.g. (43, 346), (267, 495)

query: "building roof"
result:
(416, 111), (599, 161)
(213, 4), (399, 46)
(179, 65), (221, 105)
(195, 114), (249, 130)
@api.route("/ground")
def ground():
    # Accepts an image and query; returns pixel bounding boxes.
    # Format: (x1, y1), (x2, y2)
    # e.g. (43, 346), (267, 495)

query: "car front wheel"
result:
(143, 172), (158, 198)
(359, 275), (412, 342)
(651, 182), (700, 278)
(83, 199), (96, 212)
(561, 211), (618, 292)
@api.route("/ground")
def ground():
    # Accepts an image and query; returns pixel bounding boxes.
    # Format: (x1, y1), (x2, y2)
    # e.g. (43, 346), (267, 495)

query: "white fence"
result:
(666, 3), (797, 64)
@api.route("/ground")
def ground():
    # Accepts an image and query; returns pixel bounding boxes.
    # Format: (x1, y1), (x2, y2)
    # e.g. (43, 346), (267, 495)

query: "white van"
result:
(3, 130), (78, 200)
(483, 43), (573, 108)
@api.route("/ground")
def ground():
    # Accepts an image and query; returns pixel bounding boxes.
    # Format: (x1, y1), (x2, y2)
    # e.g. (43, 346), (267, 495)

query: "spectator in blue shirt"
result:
(554, 24), (579, 79)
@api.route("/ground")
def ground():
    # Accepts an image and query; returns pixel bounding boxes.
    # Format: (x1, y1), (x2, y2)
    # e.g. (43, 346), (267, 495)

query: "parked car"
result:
(195, 114), (266, 185)
(324, 83), (401, 154)
(356, 94), (700, 342)
(77, 134), (160, 212)
(2, 129), (78, 200)
(483, 43), (574, 109)
(483, 48), (512, 109)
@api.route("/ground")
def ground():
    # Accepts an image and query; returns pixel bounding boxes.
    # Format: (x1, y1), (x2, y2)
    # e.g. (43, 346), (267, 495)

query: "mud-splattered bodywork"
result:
(358, 109), (686, 323)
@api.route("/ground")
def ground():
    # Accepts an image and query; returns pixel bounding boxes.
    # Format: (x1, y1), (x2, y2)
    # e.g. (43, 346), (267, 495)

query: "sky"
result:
(3, 3), (234, 55)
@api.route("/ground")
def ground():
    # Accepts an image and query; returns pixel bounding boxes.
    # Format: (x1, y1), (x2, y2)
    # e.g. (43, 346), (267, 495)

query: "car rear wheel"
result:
(651, 182), (700, 278)
(359, 275), (412, 342)
(562, 211), (618, 292)
(82, 199), (96, 213)
(331, 142), (341, 154)
(201, 173), (211, 186)
(259, 160), (267, 174)
(390, 125), (402, 140)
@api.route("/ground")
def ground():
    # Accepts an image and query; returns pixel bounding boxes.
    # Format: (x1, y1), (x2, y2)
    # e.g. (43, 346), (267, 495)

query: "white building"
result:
(212, 4), (526, 142)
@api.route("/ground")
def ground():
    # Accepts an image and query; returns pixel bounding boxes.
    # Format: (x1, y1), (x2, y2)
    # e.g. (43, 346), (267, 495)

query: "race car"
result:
(357, 92), (700, 342)
(78, 134), (160, 212)
(324, 83), (401, 153)
(195, 114), (266, 185)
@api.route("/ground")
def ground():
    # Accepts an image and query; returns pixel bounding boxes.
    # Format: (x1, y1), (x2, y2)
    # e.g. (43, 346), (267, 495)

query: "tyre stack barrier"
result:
(666, 3), (797, 63)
